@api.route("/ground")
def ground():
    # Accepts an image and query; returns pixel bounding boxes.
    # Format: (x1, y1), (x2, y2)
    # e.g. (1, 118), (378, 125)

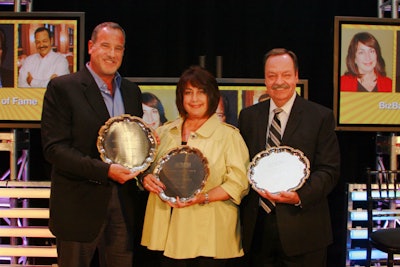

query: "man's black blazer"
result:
(41, 67), (143, 242)
(238, 95), (340, 256)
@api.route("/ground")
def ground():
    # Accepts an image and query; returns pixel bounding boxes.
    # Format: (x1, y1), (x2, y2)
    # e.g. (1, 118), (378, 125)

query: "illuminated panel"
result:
(349, 228), (368, 239)
(348, 249), (390, 260)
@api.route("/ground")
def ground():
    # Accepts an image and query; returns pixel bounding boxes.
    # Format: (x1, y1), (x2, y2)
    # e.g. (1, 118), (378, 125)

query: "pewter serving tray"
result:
(97, 114), (157, 172)
(248, 146), (310, 193)
(154, 145), (209, 203)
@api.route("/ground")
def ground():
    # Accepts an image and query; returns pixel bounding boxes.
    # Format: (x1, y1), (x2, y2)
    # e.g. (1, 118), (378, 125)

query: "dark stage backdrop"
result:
(0, 1), (392, 266)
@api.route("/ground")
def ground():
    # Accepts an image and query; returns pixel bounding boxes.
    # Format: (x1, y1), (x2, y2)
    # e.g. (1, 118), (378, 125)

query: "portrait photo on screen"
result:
(131, 78), (308, 129)
(140, 87), (241, 127)
(340, 28), (393, 93)
(142, 91), (169, 130)
(0, 24), (14, 88)
(396, 31), (400, 93)
(241, 88), (268, 108)
(138, 82), (242, 127)
(17, 23), (74, 88)
(140, 86), (179, 127)
(333, 16), (400, 131)
(218, 90), (238, 126)
(0, 12), (84, 128)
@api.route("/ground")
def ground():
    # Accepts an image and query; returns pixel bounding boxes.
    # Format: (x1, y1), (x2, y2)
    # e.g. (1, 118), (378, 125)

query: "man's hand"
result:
(254, 186), (300, 205)
(108, 163), (140, 184)
(27, 72), (33, 85)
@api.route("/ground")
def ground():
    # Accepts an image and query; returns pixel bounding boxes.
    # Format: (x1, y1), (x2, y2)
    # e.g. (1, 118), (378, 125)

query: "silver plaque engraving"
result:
(97, 114), (157, 172)
(154, 146), (209, 203)
(248, 146), (310, 193)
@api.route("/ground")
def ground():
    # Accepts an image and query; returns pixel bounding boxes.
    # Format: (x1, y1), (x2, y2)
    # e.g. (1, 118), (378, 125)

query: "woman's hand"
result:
(142, 173), (165, 194)
(166, 193), (207, 208)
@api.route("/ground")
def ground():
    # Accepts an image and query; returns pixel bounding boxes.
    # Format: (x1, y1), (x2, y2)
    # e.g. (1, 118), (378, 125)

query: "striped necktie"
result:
(260, 107), (283, 213)
(267, 108), (283, 148)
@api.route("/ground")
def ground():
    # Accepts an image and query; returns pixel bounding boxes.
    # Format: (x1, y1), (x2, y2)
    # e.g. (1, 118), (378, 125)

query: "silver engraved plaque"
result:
(154, 146), (209, 203)
(97, 114), (157, 172)
(248, 146), (310, 194)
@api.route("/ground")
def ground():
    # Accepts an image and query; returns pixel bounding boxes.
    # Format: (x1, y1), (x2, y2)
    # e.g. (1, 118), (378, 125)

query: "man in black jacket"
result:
(238, 48), (340, 267)
(41, 22), (144, 267)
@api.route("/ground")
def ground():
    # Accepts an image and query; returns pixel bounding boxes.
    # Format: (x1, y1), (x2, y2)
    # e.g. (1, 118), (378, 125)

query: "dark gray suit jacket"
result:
(238, 95), (340, 256)
(41, 66), (144, 243)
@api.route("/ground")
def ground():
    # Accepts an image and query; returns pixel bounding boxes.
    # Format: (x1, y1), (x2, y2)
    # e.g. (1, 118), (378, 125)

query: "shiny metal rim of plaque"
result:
(97, 114), (157, 172)
(154, 146), (209, 204)
(248, 146), (310, 194)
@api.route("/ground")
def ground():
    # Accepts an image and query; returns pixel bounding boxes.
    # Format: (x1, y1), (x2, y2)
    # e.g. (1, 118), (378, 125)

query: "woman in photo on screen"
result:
(216, 95), (227, 122)
(0, 27), (14, 87)
(340, 31), (392, 92)
(140, 65), (249, 267)
(142, 92), (168, 130)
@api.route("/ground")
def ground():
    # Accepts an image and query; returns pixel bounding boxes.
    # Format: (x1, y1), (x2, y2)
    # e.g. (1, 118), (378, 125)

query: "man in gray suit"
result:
(238, 48), (340, 267)
(41, 22), (144, 267)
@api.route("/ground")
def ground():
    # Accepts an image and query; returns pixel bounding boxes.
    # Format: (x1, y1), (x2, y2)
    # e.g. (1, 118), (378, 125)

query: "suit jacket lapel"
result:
(121, 79), (135, 115)
(257, 101), (270, 151)
(81, 67), (110, 122)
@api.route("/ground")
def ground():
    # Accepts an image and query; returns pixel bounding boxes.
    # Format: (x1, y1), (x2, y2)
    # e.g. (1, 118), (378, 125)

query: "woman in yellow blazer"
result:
(140, 65), (249, 267)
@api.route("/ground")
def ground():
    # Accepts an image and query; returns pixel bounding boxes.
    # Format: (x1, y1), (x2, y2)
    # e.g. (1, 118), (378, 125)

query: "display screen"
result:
(0, 12), (85, 128)
(129, 77), (308, 128)
(333, 16), (400, 131)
